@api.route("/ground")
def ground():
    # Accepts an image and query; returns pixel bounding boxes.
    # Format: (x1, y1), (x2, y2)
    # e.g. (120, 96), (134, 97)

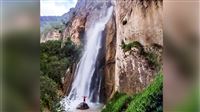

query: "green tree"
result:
(40, 39), (81, 111)
(40, 75), (59, 111)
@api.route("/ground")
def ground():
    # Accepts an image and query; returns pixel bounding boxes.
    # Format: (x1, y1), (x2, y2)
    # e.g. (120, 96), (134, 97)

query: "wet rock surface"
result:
(62, 0), (116, 100)
(104, 13), (116, 101)
(76, 102), (89, 110)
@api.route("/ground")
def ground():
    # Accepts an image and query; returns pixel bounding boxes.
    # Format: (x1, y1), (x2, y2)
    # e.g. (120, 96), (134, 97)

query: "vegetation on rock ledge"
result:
(121, 41), (162, 70)
(121, 40), (143, 52)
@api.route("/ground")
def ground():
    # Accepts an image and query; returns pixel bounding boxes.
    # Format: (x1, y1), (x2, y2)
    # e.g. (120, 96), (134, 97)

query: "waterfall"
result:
(62, 6), (113, 111)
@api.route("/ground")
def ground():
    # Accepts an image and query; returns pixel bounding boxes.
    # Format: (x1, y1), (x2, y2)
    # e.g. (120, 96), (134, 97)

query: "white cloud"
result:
(40, 0), (78, 16)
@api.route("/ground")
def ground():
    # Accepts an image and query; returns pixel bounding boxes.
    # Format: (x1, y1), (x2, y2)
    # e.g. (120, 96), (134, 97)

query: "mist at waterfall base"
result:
(61, 6), (113, 111)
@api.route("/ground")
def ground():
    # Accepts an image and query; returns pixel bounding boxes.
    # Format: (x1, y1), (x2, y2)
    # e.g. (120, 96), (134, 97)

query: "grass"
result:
(126, 71), (163, 112)
(102, 92), (130, 112)
(102, 71), (163, 112)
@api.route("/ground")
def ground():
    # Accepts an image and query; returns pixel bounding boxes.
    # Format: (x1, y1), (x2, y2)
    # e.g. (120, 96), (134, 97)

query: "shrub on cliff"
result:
(121, 40), (144, 52)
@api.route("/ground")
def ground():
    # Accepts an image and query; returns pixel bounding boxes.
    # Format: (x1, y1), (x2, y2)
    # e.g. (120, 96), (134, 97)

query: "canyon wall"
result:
(62, 0), (116, 100)
(103, 13), (116, 100)
(62, 0), (163, 100)
(40, 29), (62, 43)
(115, 0), (163, 94)
(62, 0), (113, 46)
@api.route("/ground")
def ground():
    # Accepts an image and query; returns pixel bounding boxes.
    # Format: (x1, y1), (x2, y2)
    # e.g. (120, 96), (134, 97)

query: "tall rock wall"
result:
(62, 0), (163, 100)
(115, 0), (163, 94)
(62, 0), (116, 100)
(104, 13), (116, 100)
(62, 0), (112, 46)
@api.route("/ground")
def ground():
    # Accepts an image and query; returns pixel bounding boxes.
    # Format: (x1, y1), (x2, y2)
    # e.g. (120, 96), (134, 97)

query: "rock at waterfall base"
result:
(76, 102), (89, 110)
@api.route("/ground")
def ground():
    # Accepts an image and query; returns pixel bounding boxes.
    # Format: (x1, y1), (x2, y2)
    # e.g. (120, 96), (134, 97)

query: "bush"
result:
(121, 41), (143, 52)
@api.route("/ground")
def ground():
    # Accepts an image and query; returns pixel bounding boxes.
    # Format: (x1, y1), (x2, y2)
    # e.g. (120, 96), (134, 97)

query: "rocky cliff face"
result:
(40, 16), (63, 43)
(115, 0), (163, 94)
(62, 0), (113, 46)
(40, 29), (62, 43)
(103, 13), (116, 100)
(62, 0), (163, 100)
(62, 0), (116, 100)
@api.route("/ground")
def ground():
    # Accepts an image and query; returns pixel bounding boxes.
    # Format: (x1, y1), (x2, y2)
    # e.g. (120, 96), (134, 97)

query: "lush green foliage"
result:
(126, 72), (163, 112)
(102, 72), (163, 112)
(40, 39), (80, 85)
(102, 93), (129, 112)
(40, 75), (59, 111)
(40, 39), (81, 111)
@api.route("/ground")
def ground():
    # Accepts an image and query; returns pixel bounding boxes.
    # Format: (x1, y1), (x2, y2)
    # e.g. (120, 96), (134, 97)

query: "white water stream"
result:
(62, 6), (113, 111)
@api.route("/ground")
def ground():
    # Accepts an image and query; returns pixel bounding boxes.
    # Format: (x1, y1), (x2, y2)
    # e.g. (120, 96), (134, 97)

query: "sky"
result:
(40, 0), (78, 16)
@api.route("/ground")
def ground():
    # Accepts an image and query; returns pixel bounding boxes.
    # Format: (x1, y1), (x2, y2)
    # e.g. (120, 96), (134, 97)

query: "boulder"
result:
(76, 102), (89, 110)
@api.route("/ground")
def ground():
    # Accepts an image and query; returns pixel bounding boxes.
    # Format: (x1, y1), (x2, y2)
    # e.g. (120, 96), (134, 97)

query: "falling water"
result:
(62, 6), (113, 111)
